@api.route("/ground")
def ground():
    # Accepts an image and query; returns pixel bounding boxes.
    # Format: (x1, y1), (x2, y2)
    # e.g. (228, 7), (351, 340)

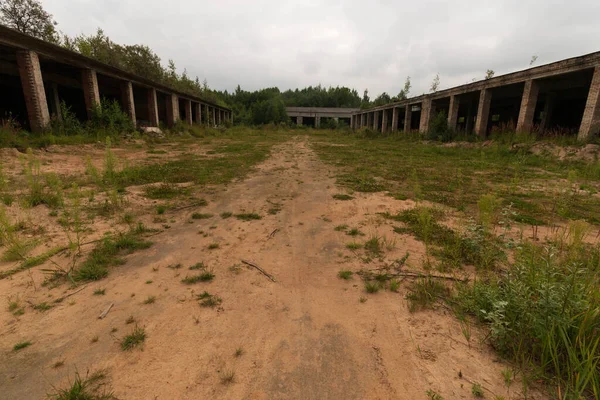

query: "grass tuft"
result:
(120, 326), (146, 351)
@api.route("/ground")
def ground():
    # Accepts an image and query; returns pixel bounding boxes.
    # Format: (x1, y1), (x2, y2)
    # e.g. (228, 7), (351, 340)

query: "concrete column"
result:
(381, 109), (389, 133)
(404, 106), (412, 132)
(578, 66), (600, 141)
(81, 69), (100, 119)
(166, 94), (179, 127)
(211, 107), (216, 126)
(516, 79), (539, 132)
(366, 112), (372, 128)
(539, 93), (556, 132)
(391, 107), (399, 132)
(183, 99), (192, 125)
(49, 83), (61, 122)
(16, 50), (50, 132)
(315, 116), (321, 128)
(120, 81), (136, 127)
(419, 98), (433, 133)
(475, 89), (492, 137)
(372, 111), (379, 130)
(361, 113), (366, 128)
(465, 101), (475, 133)
(448, 95), (460, 130)
(147, 88), (159, 127)
(297, 116), (303, 126)
(204, 104), (209, 124)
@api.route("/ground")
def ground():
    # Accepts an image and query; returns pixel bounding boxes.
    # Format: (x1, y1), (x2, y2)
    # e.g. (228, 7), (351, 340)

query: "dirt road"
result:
(1, 137), (529, 399)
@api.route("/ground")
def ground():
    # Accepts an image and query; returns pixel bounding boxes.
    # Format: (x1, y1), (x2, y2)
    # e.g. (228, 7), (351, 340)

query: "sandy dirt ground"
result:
(1, 137), (543, 399)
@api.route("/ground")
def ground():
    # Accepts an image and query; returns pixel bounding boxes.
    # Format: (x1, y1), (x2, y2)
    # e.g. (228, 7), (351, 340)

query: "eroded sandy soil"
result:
(1, 137), (544, 399)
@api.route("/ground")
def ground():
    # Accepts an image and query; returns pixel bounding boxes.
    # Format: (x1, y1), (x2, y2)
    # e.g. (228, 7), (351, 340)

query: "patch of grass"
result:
(144, 183), (189, 199)
(471, 383), (484, 397)
(347, 228), (364, 237)
(334, 224), (348, 232)
(359, 296), (367, 303)
(406, 278), (449, 312)
(332, 194), (354, 200)
(120, 325), (146, 351)
(364, 281), (380, 293)
(207, 243), (220, 250)
(8, 298), (24, 316)
(125, 316), (135, 324)
(189, 262), (206, 270)
(47, 370), (116, 400)
(33, 302), (53, 312)
(93, 289), (106, 296)
(167, 263), (182, 269)
(235, 348), (244, 357)
(182, 271), (215, 284)
(338, 270), (353, 280)
(364, 236), (383, 256)
(13, 341), (32, 351)
(143, 296), (156, 304)
(346, 242), (362, 250)
(235, 213), (262, 221)
(220, 370), (235, 385)
(145, 280), (153, 284)
(156, 205), (167, 215)
(220, 212), (233, 219)
(426, 389), (444, 400)
(389, 279), (401, 292)
(75, 231), (152, 281)
(197, 291), (222, 307)
(191, 213), (213, 220)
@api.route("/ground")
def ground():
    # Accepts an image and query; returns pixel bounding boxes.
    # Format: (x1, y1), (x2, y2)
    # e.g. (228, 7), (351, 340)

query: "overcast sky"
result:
(45, 0), (600, 97)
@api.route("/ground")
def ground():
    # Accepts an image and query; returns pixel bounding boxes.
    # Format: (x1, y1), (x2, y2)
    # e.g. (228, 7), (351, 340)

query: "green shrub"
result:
(427, 112), (453, 142)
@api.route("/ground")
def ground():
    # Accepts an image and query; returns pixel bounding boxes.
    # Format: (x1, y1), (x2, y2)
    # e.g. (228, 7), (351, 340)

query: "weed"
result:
(8, 297), (24, 316)
(364, 281), (380, 293)
(220, 370), (235, 385)
(143, 296), (156, 304)
(471, 383), (484, 397)
(167, 263), (182, 269)
(338, 270), (353, 280)
(364, 236), (383, 256)
(144, 183), (188, 199)
(13, 341), (32, 351)
(389, 279), (400, 292)
(332, 194), (354, 200)
(192, 213), (213, 220)
(334, 224), (349, 232)
(359, 296), (367, 303)
(120, 325), (146, 351)
(156, 205), (167, 215)
(406, 278), (449, 312)
(220, 212), (233, 219)
(93, 289), (106, 296)
(426, 389), (444, 400)
(47, 369), (116, 400)
(125, 316), (135, 324)
(235, 213), (261, 221)
(207, 243), (220, 250)
(347, 228), (364, 237)
(33, 302), (53, 312)
(145, 280), (153, 284)
(189, 262), (206, 270)
(182, 271), (215, 284)
(197, 291), (222, 307)
(235, 348), (244, 357)
(346, 242), (362, 250)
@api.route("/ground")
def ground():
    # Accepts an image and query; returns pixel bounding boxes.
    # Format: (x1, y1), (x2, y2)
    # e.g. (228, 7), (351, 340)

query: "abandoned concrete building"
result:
(0, 25), (232, 133)
(286, 107), (359, 128)
(351, 52), (600, 141)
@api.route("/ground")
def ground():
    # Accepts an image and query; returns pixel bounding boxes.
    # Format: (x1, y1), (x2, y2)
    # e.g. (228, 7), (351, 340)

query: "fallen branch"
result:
(268, 228), (280, 239)
(55, 285), (88, 302)
(98, 303), (114, 319)
(241, 259), (276, 282)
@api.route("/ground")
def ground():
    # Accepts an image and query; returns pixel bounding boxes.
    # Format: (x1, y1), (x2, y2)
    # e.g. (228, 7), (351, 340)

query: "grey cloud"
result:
(45, 0), (600, 96)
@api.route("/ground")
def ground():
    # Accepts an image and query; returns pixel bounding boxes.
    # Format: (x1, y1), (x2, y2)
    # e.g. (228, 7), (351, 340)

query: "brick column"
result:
(166, 94), (179, 127)
(147, 88), (159, 127)
(475, 89), (492, 137)
(81, 69), (100, 119)
(120, 81), (136, 127)
(381, 109), (389, 133)
(419, 98), (433, 133)
(391, 107), (399, 132)
(16, 50), (50, 132)
(372, 111), (379, 130)
(578, 66), (600, 141)
(447, 95), (460, 130)
(404, 106), (412, 132)
(183, 99), (192, 125)
(516, 79), (539, 132)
